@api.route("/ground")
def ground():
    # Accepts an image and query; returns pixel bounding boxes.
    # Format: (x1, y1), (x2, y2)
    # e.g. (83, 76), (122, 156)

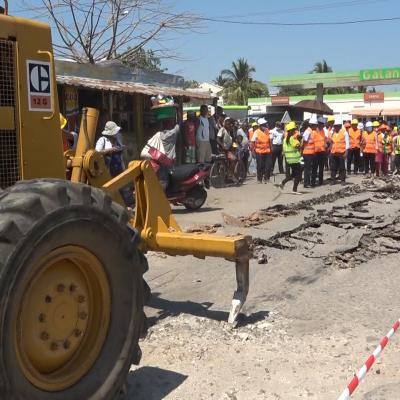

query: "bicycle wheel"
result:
(234, 160), (246, 184)
(210, 160), (226, 188)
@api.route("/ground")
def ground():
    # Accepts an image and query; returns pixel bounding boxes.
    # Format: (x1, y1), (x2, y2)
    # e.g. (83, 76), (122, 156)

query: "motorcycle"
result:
(146, 146), (211, 211)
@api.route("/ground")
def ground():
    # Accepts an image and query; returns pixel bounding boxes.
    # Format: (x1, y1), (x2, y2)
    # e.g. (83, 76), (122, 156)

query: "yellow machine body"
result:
(0, 13), (250, 328)
(0, 14), (65, 187)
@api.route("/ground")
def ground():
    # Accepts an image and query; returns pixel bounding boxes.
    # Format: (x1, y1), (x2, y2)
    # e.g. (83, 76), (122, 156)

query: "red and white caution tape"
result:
(337, 319), (400, 400)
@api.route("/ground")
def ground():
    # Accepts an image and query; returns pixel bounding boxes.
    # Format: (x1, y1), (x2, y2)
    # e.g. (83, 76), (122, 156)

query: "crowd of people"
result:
(60, 105), (400, 201)
(250, 115), (400, 193)
(181, 107), (400, 194)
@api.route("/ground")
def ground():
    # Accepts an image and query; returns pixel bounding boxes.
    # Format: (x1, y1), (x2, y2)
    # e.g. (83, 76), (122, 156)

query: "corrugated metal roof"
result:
(56, 75), (213, 100)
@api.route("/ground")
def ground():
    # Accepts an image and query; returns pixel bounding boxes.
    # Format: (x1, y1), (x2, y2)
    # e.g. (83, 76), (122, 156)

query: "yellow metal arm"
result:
(101, 160), (251, 324)
(72, 107), (251, 324)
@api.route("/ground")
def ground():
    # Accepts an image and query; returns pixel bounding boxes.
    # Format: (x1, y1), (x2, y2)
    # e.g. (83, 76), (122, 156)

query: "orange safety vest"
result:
(331, 129), (346, 154)
(348, 127), (361, 149)
(314, 128), (326, 153)
(302, 128), (315, 155)
(254, 129), (271, 154)
(248, 128), (254, 141)
(362, 131), (376, 154)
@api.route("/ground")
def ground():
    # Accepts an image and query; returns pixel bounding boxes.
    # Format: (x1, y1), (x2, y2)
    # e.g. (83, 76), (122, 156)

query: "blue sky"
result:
(11, 0), (400, 86)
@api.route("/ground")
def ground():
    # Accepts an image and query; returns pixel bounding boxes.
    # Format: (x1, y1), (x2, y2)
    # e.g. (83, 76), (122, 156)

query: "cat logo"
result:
(26, 60), (53, 112)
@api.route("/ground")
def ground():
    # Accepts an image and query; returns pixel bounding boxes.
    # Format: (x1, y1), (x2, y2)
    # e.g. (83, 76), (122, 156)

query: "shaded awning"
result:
(351, 108), (400, 117)
(56, 75), (213, 100)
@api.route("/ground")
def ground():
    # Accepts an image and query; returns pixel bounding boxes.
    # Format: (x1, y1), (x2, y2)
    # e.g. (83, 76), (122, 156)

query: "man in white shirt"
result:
(270, 121), (285, 174)
(196, 104), (212, 162)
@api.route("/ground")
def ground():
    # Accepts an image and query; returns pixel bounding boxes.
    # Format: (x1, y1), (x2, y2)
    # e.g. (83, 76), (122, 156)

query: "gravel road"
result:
(122, 174), (400, 400)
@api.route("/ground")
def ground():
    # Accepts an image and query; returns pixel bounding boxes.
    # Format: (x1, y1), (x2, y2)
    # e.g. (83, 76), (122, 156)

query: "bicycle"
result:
(210, 150), (247, 188)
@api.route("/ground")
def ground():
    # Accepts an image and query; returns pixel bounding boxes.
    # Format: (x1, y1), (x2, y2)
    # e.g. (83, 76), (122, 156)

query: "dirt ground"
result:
(123, 172), (400, 400)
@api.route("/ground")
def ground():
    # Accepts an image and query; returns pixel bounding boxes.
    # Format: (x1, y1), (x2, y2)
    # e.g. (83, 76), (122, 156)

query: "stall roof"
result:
(351, 108), (400, 117)
(270, 67), (400, 89)
(56, 75), (213, 100)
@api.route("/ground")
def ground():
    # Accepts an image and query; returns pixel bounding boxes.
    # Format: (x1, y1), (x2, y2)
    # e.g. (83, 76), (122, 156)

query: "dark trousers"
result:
(271, 144), (284, 173)
(331, 154), (346, 182)
(359, 153), (364, 172)
(364, 153), (375, 174)
(256, 153), (272, 181)
(395, 154), (400, 172)
(347, 148), (360, 173)
(210, 139), (218, 154)
(312, 152), (326, 186)
(303, 154), (314, 187)
(281, 163), (301, 192)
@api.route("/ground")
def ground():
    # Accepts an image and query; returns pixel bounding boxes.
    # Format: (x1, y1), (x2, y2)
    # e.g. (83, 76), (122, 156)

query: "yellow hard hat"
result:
(251, 122), (258, 127)
(327, 115), (335, 122)
(351, 118), (358, 125)
(60, 113), (67, 130)
(373, 120), (380, 127)
(286, 121), (297, 131)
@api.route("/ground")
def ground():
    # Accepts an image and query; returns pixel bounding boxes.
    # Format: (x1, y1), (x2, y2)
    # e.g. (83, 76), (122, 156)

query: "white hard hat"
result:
(309, 114), (318, 125)
(257, 117), (268, 126)
(365, 121), (373, 128)
(317, 116), (326, 124)
(357, 122), (364, 130)
(334, 118), (342, 126)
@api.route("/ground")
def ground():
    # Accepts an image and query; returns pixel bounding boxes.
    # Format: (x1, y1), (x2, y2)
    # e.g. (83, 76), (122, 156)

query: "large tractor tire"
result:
(0, 179), (146, 400)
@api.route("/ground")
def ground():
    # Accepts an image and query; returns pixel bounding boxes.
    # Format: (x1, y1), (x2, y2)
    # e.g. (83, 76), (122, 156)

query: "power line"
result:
(196, 15), (400, 26)
(214, 0), (387, 20)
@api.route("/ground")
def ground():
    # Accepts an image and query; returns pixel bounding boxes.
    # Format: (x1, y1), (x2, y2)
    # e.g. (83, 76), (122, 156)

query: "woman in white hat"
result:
(95, 121), (125, 177)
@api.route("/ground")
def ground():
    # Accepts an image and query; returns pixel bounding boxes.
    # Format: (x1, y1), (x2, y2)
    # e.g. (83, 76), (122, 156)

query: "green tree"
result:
(213, 74), (229, 87)
(183, 80), (200, 89)
(310, 59), (333, 74)
(219, 58), (268, 104)
(121, 48), (166, 72)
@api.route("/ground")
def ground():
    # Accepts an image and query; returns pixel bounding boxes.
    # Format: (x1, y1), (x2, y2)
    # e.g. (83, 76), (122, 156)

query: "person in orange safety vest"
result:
(311, 115), (327, 187)
(361, 121), (376, 175)
(330, 118), (350, 184)
(347, 118), (361, 174)
(251, 118), (272, 183)
(302, 114), (317, 188)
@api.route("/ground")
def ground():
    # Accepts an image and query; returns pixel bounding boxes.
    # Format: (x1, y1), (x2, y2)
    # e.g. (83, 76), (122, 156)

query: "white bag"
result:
(140, 132), (166, 159)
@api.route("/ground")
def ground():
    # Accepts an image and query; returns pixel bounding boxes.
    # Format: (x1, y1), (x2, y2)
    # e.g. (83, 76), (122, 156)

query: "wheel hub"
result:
(15, 246), (110, 391)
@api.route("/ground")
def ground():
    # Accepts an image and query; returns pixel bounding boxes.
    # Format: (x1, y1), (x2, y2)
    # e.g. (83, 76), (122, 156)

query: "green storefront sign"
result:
(360, 67), (400, 81)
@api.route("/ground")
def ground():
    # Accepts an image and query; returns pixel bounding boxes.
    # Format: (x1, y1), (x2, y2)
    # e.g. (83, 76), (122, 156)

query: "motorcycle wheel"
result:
(182, 186), (207, 210)
(210, 160), (226, 188)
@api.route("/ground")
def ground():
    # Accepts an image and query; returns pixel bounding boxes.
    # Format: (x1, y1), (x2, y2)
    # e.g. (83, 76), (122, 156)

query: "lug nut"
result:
(70, 284), (77, 292)
(78, 295), (86, 303)
(63, 340), (71, 349)
(57, 284), (65, 292)
(38, 313), (46, 323)
(40, 332), (49, 341)
(74, 329), (82, 337)
(79, 311), (88, 320)
(45, 295), (52, 303)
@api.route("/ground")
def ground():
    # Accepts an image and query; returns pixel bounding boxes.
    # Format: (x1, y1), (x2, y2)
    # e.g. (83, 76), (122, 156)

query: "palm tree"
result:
(220, 58), (267, 104)
(310, 59), (332, 74)
(213, 74), (228, 87)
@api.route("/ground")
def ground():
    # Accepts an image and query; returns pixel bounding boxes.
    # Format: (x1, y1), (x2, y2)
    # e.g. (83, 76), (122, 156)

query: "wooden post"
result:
(134, 93), (144, 155)
(108, 92), (113, 120)
(316, 83), (324, 102)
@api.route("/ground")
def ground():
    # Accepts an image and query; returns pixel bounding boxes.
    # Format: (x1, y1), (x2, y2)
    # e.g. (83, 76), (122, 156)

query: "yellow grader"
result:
(0, 6), (250, 400)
